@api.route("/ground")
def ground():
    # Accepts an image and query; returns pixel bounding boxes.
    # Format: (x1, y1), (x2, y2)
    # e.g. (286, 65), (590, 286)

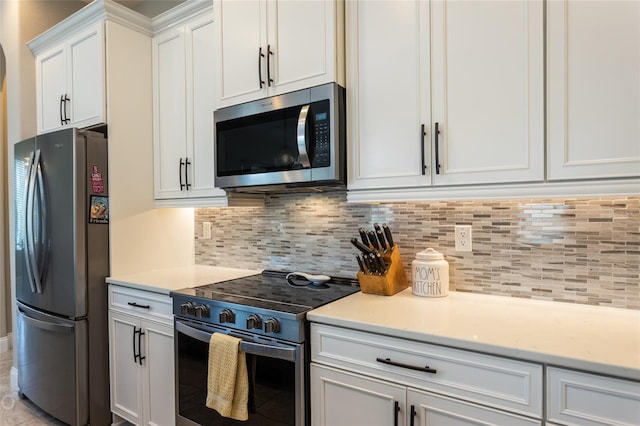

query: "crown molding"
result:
(28, 0), (152, 56)
(152, 0), (212, 34)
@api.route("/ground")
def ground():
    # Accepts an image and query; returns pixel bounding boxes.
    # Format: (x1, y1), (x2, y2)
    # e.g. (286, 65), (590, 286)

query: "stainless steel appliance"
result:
(171, 270), (360, 426)
(214, 83), (346, 192)
(14, 127), (110, 426)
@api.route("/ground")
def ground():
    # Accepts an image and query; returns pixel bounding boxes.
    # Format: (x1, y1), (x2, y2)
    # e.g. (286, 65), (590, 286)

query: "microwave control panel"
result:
(313, 113), (330, 167)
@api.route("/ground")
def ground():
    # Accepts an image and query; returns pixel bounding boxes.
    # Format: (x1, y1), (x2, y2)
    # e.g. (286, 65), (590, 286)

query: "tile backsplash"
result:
(195, 193), (639, 310)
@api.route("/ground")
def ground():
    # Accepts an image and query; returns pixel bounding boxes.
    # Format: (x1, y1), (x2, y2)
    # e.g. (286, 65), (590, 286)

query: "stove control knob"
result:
(194, 304), (210, 318)
(264, 318), (280, 334)
(246, 314), (262, 330)
(180, 302), (195, 315)
(219, 309), (236, 324)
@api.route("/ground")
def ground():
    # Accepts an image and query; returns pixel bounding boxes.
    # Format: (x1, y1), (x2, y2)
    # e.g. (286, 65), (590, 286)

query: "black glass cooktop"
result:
(172, 270), (360, 315)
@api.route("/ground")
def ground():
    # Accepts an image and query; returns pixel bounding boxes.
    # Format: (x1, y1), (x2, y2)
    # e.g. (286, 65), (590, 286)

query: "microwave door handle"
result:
(296, 104), (311, 168)
(175, 320), (297, 362)
(23, 151), (37, 293)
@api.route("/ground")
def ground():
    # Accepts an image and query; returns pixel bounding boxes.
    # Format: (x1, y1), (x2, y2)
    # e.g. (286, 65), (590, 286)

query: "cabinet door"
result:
(214, 0), (267, 108)
(36, 44), (67, 134)
(268, 0), (338, 95)
(431, 0), (544, 186)
(109, 311), (142, 425)
(547, 0), (640, 180)
(186, 15), (226, 199)
(546, 367), (640, 426)
(408, 388), (541, 426)
(347, 0), (431, 191)
(67, 22), (105, 129)
(311, 364), (406, 426)
(141, 320), (175, 426)
(153, 28), (188, 199)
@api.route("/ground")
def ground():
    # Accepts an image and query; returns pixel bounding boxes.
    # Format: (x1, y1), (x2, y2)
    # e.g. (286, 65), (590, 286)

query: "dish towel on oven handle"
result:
(206, 332), (249, 421)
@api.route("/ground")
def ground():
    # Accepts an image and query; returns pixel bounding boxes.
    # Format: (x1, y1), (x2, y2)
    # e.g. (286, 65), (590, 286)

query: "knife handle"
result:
(351, 238), (373, 255)
(383, 224), (395, 249)
(376, 229), (388, 252)
(355, 254), (366, 274)
(363, 254), (375, 274)
(375, 252), (387, 273)
(368, 230), (380, 251)
(369, 253), (383, 275)
(358, 228), (370, 246)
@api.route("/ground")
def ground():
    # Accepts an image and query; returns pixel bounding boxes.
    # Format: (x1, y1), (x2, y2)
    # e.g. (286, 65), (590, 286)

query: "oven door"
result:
(175, 318), (305, 426)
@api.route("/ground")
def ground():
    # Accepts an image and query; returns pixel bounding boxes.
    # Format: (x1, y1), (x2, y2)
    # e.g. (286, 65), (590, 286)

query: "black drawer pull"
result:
(128, 302), (150, 309)
(376, 357), (437, 374)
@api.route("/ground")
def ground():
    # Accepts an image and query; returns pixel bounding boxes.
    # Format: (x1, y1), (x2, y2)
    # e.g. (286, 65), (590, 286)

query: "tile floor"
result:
(0, 350), (65, 426)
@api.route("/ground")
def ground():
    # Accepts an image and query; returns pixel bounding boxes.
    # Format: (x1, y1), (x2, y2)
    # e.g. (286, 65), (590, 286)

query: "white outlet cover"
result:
(203, 222), (212, 239)
(455, 225), (472, 252)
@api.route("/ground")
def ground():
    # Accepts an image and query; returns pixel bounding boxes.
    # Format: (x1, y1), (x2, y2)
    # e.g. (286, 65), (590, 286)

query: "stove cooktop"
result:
(171, 270), (361, 316)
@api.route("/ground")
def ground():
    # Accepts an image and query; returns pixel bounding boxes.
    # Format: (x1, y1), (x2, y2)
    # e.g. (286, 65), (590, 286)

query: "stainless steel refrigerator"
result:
(14, 127), (110, 426)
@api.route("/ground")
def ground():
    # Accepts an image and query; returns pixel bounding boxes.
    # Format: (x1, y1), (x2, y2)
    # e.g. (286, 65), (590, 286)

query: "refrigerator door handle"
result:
(23, 151), (37, 293)
(35, 152), (49, 291)
(28, 149), (44, 294)
(17, 306), (74, 334)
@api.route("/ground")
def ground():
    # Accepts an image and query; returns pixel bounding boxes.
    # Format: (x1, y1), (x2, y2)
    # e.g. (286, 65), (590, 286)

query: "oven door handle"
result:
(176, 320), (298, 362)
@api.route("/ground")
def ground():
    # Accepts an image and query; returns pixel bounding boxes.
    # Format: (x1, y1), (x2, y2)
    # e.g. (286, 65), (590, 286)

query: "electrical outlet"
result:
(203, 222), (212, 239)
(455, 225), (472, 252)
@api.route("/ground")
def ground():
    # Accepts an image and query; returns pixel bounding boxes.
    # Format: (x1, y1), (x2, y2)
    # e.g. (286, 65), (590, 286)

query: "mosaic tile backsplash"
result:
(195, 193), (640, 310)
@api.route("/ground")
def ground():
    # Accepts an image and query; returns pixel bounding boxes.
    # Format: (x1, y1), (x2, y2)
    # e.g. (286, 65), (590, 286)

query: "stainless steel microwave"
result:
(214, 83), (346, 192)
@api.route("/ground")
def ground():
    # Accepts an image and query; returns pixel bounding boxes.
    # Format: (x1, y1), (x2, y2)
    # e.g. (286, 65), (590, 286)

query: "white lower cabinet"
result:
(310, 324), (543, 426)
(311, 364), (540, 426)
(546, 367), (640, 426)
(108, 285), (175, 426)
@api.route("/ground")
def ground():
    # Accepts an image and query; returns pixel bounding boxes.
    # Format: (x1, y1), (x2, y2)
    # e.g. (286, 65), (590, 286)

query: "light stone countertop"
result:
(307, 288), (640, 381)
(106, 265), (262, 294)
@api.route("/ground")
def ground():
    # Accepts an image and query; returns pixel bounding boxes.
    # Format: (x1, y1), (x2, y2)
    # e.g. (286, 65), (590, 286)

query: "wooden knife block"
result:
(357, 246), (409, 296)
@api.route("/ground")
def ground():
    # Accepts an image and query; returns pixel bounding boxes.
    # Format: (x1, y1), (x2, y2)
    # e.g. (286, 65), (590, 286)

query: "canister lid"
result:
(415, 248), (444, 260)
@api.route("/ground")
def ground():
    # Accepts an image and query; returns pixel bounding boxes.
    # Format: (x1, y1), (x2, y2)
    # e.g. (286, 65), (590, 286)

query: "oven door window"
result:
(177, 322), (300, 426)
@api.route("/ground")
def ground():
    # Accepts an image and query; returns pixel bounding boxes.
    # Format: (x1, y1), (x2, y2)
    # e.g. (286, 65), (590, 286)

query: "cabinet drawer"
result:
(108, 285), (173, 324)
(547, 367), (640, 426)
(311, 323), (542, 418)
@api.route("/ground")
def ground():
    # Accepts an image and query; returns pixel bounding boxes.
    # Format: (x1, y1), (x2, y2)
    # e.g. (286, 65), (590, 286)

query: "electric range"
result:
(171, 270), (360, 343)
(171, 270), (360, 426)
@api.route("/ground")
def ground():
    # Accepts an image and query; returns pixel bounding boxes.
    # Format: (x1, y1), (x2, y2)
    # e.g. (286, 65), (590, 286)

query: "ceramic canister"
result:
(411, 248), (449, 297)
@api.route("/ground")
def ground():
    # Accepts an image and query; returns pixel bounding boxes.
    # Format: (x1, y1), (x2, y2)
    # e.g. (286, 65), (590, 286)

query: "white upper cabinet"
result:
(34, 23), (105, 134)
(213, 0), (345, 109)
(152, 4), (228, 203)
(430, 0), (544, 186)
(347, 0), (432, 191)
(347, 0), (544, 197)
(547, 0), (640, 180)
(152, 1), (264, 207)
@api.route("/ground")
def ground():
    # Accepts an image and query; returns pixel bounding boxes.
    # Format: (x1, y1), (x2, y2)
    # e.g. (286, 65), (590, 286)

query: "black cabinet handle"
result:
(376, 357), (437, 374)
(434, 121), (441, 174)
(185, 157), (191, 190)
(267, 44), (274, 87)
(394, 401), (400, 426)
(138, 329), (145, 365)
(421, 124), (427, 175)
(127, 302), (150, 309)
(132, 326), (138, 363)
(179, 158), (185, 190)
(410, 405), (416, 426)
(59, 95), (65, 125)
(63, 94), (70, 124)
(258, 47), (265, 89)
